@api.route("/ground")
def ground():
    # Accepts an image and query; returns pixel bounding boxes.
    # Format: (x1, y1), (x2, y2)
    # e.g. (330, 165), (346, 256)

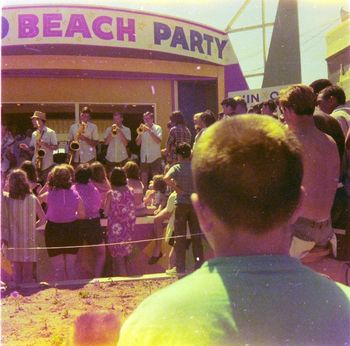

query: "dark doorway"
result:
(178, 80), (218, 136)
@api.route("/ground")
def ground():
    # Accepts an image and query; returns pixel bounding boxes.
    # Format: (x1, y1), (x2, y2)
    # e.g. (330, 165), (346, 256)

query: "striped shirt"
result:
(2, 192), (38, 262)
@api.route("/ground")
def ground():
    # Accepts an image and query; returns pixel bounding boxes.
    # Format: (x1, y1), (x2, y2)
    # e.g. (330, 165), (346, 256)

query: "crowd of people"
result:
(1, 106), (214, 282)
(2, 80), (350, 285)
(2, 79), (350, 344)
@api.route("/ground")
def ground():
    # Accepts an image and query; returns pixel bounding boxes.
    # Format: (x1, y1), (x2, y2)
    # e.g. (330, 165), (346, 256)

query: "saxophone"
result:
(35, 121), (45, 171)
(68, 122), (87, 165)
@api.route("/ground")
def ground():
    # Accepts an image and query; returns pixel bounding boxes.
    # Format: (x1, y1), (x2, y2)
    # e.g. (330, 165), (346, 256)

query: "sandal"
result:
(148, 252), (163, 265)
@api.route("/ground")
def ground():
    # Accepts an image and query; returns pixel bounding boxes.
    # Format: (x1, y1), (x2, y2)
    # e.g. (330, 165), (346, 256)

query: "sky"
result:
(3, 0), (349, 90)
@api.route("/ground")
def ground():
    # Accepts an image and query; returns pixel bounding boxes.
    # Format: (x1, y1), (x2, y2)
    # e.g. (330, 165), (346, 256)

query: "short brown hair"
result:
(319, 85), (346, 106)
(20, 160), (37, 183)
(153, 174), (167, 193)
(221, 97), (237, 109)
(9, 169), (31, 199)
(48, 164), (72, 189)
(233, 96), (248, 112)
(171, 111), (185, 125)
(110, 167), (127, 187)
(278, 84), (315, 116)
(75, 164), (92, 184)
(90, 162), (108, 183)
(123, 161), (140, 180)
(200, 109), (216, 127)
(192, 115), (303, 232)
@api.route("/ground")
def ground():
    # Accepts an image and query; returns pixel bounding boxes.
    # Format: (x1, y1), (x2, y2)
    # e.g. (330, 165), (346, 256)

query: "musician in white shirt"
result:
(68, 107), (99, 165)
(104, 112), (131, 173)
(20, 111), (58, 183)
(136, 111), (163, 189)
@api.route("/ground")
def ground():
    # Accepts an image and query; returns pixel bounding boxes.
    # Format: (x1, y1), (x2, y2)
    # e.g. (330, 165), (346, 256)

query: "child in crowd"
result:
(73, 164), (105, 278)
(2, 161), (42, 196)
(143, 179), (155, 208)
(123, 161), (145, 217)
(144, 175), (168, 215)
(20, 160), (42, 196)
(104, 167), (136, 276)
(2, 169), (46, 284)
(152, 174), (168, 214)
(148, 190), (177, 266)
(90, 161), (111, 218)
(164, 143), (204, 274)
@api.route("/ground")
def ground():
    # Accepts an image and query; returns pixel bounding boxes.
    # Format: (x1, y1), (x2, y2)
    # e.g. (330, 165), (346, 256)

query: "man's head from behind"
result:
(192, 115), (303, 237)
(279, 84), (316, 117)
(176, 142), (192, 160)
(309, 78), (332, 95)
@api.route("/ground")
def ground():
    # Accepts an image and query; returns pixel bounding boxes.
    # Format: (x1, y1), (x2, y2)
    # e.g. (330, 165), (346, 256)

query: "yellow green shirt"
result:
(118, 255), (350, 345)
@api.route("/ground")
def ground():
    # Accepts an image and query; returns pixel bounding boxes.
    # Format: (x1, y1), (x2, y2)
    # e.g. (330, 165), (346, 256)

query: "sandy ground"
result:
(1, 277), (176, 346)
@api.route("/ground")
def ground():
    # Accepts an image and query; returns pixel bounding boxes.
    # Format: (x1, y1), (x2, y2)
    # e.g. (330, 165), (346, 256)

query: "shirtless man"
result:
(279, 84), (339, 258)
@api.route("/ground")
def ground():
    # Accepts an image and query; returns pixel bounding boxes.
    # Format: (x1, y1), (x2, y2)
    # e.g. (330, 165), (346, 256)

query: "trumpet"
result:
(136, 123), (147, 135)
(112, 124), (120, 136)
(68, 122), (87, 165)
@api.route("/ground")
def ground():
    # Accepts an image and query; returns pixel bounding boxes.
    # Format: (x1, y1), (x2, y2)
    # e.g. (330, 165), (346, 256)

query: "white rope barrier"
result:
(4, 232), (204, 252)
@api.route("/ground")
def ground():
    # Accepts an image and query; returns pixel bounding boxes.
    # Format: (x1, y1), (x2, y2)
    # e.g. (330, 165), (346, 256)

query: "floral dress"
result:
(107, 186), (136, 257)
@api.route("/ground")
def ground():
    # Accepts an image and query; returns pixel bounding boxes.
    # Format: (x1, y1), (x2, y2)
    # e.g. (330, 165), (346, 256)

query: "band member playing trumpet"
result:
(104, 112), (131, 174)
(136, 111), (162, 190)
(68, 107), (99, 166)
(19, 111), (58, 183)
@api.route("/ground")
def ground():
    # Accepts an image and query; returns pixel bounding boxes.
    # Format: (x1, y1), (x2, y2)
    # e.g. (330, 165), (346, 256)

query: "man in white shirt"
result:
(136, 111), (162, 189)
(20, 111), (58, 183)
(104, 112), (131, 173)
(68, 107), (99, 165)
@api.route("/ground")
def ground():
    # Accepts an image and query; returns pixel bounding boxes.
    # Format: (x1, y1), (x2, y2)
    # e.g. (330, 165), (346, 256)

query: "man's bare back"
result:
(295, 125), (339, 221)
